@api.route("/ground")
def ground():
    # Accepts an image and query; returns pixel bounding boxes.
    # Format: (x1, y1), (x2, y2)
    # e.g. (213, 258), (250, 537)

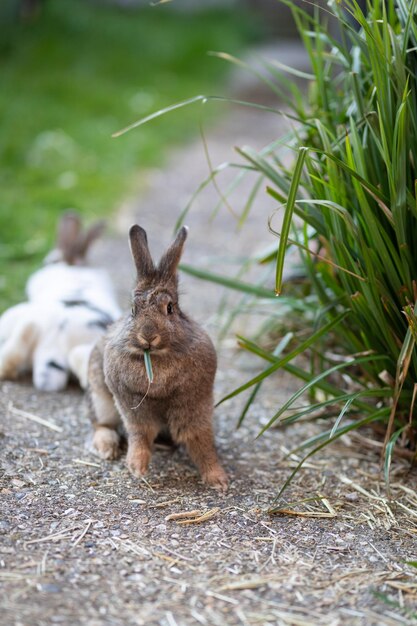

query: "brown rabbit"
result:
(87, 225), (228, 491)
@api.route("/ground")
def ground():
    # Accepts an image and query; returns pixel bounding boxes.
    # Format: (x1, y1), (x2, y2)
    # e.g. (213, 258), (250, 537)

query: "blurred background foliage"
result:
(0, 0), (259, 305)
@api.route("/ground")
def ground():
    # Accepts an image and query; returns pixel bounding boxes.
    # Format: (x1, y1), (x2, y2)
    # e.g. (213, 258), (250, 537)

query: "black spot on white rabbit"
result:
(0, 211), (121, 391)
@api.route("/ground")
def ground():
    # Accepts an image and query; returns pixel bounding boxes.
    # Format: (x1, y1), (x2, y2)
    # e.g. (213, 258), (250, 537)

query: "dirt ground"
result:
(1, 55), (417, 626)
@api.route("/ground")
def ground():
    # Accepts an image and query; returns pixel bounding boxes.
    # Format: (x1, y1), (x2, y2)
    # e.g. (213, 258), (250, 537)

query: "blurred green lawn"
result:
(0, 0), (256, 306)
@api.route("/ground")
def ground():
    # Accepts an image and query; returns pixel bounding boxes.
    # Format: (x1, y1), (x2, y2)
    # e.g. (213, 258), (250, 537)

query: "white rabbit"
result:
(0, 212), (121, 391)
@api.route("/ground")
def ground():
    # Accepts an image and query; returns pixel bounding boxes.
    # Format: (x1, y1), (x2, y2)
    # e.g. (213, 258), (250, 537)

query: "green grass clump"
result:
(0, 0), (255, 306)
(221, 0), (417, 484)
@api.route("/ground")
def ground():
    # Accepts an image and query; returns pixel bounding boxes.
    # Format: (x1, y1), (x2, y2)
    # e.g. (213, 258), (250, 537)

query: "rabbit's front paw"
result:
(126, 447), (151, 478)
(202, 465), (229, 493)
(93, 427), (120, 460)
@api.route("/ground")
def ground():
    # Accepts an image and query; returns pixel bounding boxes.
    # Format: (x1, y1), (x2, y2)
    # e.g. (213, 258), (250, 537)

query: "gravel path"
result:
(1, 48), (417, 626)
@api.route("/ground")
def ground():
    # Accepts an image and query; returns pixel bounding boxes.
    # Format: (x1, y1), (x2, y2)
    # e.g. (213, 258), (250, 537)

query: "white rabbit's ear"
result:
(158, 226), (188, 280)
(56, 212), (106, 265)
(56, 211), (82, 261)
(76, 220), (106, 259)
(129, 225), (155, 279)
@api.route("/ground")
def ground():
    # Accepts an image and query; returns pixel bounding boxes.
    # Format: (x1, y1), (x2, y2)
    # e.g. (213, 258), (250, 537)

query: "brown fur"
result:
(56, 211), (105, 265)
(87, 225), (228, 491)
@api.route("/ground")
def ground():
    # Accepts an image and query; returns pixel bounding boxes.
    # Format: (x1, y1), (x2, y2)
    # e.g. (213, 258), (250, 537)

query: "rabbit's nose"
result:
(149, 334), (161, 348)
(136, 334), (150, 349)
(137, 333), (161, 349)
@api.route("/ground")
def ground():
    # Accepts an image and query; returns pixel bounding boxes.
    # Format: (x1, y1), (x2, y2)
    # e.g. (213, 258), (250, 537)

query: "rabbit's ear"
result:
(158, 226), (188, 279)
(129, 225), (155, 279)
(76, 220), (106, 259)
(56, 211), (82, 257)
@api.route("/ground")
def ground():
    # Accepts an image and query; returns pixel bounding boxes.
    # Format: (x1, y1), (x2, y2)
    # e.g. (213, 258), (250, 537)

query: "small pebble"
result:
(345, 492), (359, 502)
(38, 583), (61, 593)
(12, 479), (26, 488)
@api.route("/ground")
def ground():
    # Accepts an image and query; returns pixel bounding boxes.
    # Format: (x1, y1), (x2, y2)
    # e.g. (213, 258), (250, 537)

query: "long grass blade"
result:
(275, 147), (308, 295)
(144, 349), (154, 383)
(217, 312), (348, 406)
(257, 354), (388, 438)
(236, 333), (294, 428)
(273, 408), (390, 500)
(179, 263), (275, 299)
(384, 425), (409, 494)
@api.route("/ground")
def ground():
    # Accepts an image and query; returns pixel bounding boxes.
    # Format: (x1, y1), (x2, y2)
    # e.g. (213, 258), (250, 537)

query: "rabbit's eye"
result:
(167, 302), (174, 315)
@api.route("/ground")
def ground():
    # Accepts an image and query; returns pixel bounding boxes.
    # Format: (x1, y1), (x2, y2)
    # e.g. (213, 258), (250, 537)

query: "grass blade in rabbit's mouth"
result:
(144, 349), (154, 383)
